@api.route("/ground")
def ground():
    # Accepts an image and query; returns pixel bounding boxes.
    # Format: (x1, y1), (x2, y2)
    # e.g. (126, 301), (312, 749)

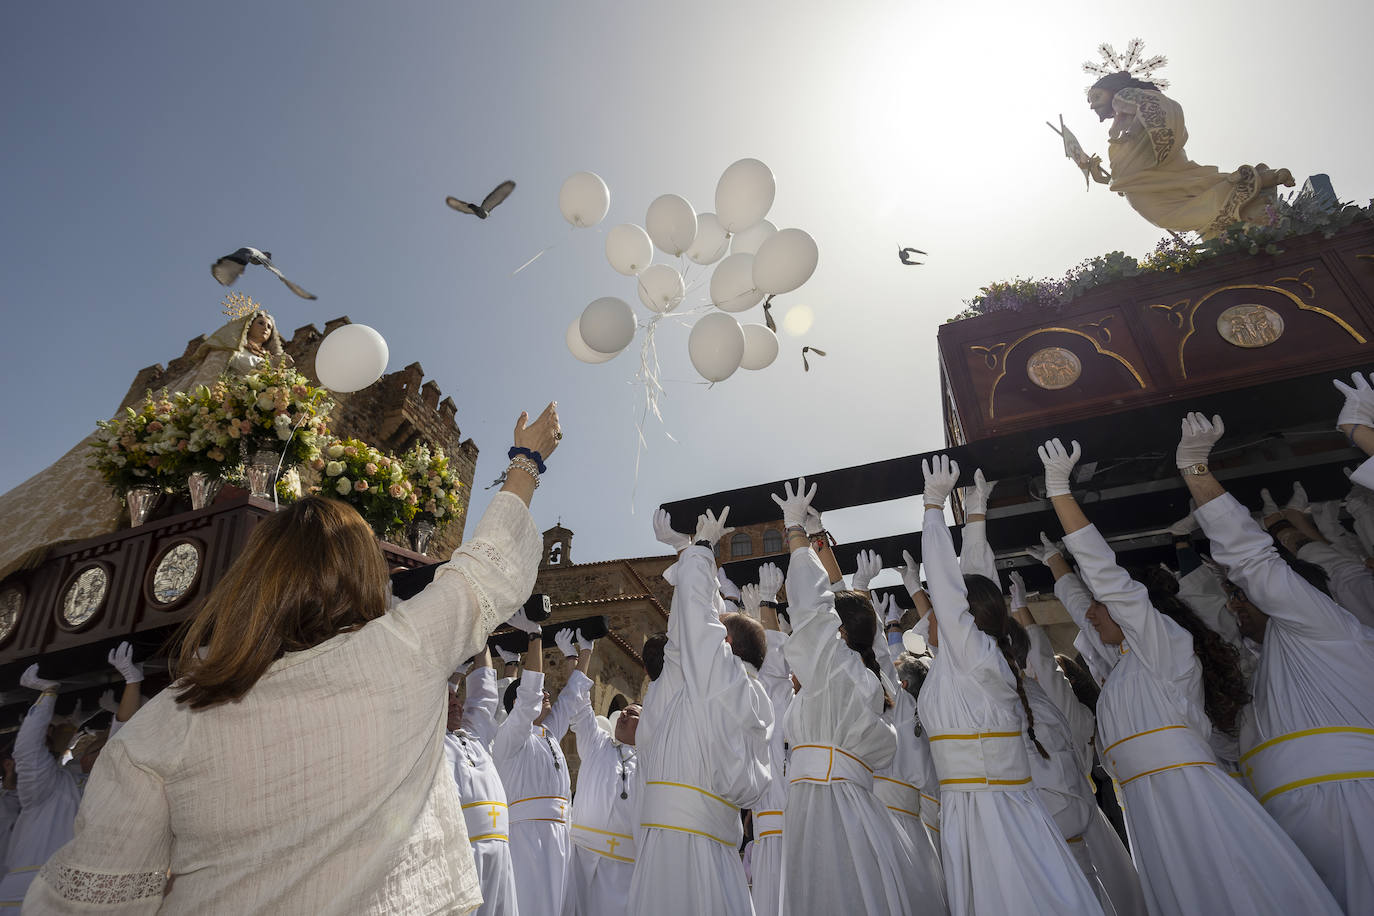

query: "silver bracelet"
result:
(507, 455), (541, 488)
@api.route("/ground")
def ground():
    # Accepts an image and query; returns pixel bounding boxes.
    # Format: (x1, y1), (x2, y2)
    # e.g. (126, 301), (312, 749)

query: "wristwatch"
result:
(1182, 463), (1209, 476)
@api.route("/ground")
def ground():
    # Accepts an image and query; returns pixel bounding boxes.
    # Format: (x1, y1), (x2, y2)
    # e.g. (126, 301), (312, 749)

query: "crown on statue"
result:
(1083, 38), (1169, 90)
(222, 291), (261, 320)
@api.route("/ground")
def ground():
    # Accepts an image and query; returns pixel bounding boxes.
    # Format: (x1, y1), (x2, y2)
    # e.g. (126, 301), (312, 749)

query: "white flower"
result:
(256, 394), (275, 411)
(326, 444), (345, 459)
(433, 489), (445, 499)
(325, 461), (344, 477)
(276, 426), (293, 441)
(433, 505), (445, 518)
(336, 477), (352, 495)
(274, 413), (293, 426)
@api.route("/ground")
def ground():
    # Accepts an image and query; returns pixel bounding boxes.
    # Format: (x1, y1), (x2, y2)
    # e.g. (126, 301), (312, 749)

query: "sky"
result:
(2, 1), (1371, 576)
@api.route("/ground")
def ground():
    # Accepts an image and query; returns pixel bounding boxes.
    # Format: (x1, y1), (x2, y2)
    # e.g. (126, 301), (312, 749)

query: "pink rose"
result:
(147, 421), (163, 433)
(365, 462), (378, 475)
(355, 480), (370, 492)
(177, 440), (189, 452)
(147, 456), (162, 469)
(407, 494), (419, 506)
(388, 484), (404, 498)
(343, 446), (358, 457)
(208, 448), (225, 461)
(311, 457), (326, 470)
(239, 420), (253, 433)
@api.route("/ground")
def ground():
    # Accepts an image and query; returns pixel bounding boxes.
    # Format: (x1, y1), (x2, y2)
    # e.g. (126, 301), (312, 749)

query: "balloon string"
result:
(512, 247), (552, 275)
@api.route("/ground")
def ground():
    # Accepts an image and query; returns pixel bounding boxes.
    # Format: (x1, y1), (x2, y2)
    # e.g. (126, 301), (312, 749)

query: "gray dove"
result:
(211, 247), (317, 300)
(446, 180), (516, 219)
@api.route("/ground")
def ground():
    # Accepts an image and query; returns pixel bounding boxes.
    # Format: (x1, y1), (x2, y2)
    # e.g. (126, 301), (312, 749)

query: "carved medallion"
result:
(0, 587), (22, 644)
(151, 541), (201, 606)
(62, 565), (108, 628)
(1026, 347), (1082, 390)
(1217, 304), (1284, 348)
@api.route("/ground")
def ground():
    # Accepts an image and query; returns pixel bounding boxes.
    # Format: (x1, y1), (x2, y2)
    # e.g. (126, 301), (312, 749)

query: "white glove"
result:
(574, 628), (597, 654)
(108, 641), (144, 684)
(507, 607), (543, 636)
(694, 507), (734, 547)
(1259, 488), (1281, 519)
(922, 454), (960, 508)
(69, 700), (87, 727)
(1176, 412), (1224, 468)
(554, 628), (578, 659)
(803, 506), (824, 537)
(1310, 500), (1347, 544)
(1037, 438), (1081, 497)
(98, 689), (120, 714)
(851, 549), (882, 592)
(875, 592), (903, 628)
(739, 584), (761, 619)
(771, 477), (817, 530)
(653, 508), (691, 552)
(899, 549), (924, 598)
(1008, 570), (1028, 610)
(494, 645), (519, 666)
(1333, 372), (1374, 429)
(717, 568), (742, 602)
(962, 468), (997, 517)
(20, 663), (58, 693)
(1167, 504), (1199, 538)
(757, 562), (784, 603)
(1287, 482), (1310, 513)
(1026, 532), (1064, 565)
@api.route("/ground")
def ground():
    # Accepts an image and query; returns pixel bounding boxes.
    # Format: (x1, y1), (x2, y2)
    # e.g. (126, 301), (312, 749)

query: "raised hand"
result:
(963, 468), (997, 517)
(921, 454), (961, 509)
(739, 584), (761, 619)
(108, 641), (144, 684)
(98, 689), (119, 715)
(1026, 532), (1064, 565)
(1287, 482), (1310, 513)
(574, 629), (597, 654)
(771, 477), (817, 530)
(1259, 488), (1282, 521)
(1037, 438), (1081, 498)
(653, 508), (691, 552)
(554, 628), (578, 659)
(19, 663), (58, 693)
(1009, 570), (1028, 609)
(1168, 502), (1199, 538)
(514, 402), (561, 461)
(717, 569), (742, 602)
(851, 549), (882, 593)
(757, 562), (784, 603)
(1176, 412), (1225, 468)
(1333, 372), (1374, 430)
(694, 507), (734, 547)
(899, 549), (924, 597)
(494, 645), (520, 667)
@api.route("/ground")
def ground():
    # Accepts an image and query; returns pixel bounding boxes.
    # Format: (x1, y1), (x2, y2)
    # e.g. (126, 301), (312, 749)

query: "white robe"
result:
(494, 669), (574, 916)
(447, 666), (517, 916)
(1197, 493), (1374, 912)
(627, 545), (772, 916)
(778, 546), (940, 915)
(1296, 540), (1374, 629)
(0, 694), (84, 906)
(919, 509), (1103, 916)
(1064, 521), (1341, 916)
(750, 629), (791, 916)
(561, 670), (637, 916)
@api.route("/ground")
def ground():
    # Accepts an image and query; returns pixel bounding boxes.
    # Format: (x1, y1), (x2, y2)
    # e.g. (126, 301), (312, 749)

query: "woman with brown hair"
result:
(25, 403), (561, 915)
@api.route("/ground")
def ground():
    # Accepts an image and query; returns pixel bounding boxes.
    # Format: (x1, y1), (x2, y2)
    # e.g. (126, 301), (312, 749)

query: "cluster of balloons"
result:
(315, 323), (390, 393)
(564, 159), (818, 383)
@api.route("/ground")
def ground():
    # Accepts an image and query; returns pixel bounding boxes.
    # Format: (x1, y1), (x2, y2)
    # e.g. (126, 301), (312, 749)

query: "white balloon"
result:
(566, 318), (617, 364)
(752, 228), (819, 295)
(739, 323), (779, 370)
(636, 264), (685, 313)
(559, 171), (610, 228)
(688, 312), (746, 383)
(579, 296), (637, 354)
(686, 212), (729, 265)
(709, 252), (764, 313)
(715, 158), (776, 232)
(645, 194), (698, 256)
(315, 324), (389, 393)
(729, 219), (776, 256)
(605, 223), (653, 276)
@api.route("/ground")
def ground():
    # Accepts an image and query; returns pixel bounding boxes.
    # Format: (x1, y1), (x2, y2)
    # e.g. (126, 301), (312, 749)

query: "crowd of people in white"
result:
(4, 381), (1374, 914)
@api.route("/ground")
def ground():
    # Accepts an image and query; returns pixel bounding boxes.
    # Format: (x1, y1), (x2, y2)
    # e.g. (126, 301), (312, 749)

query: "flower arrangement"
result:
(401, 443), (466, 531)
(314, 437), (418, 537)
(220, 360), (332, 468)
(88, 390), (184, 494)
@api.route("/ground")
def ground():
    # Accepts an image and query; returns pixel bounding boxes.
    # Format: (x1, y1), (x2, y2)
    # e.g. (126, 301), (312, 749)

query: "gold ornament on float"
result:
(1026, 347), (1082, 390)
(1217, 304), (1284, 348)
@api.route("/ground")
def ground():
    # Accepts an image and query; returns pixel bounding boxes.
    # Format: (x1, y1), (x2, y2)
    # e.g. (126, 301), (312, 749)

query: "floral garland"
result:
(89, 391), (184, 495)
(313, 438), (418, 538)
(401, 443), (466, 532)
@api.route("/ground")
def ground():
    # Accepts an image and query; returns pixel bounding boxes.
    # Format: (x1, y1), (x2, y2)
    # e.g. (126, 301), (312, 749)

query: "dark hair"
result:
(895, 652), (929, 735)
(964, 574), (1049, 759)
(1057, 653), (1101, 713)
(720, 613), (767, 671)
(1090, 72), (1162, 95)
(1135, 572), (1251, 736)
(642, 633), (668, 681)
(833, 591), (893, 710)
(503, 677), (521, 714)
(1273, 544), (1331, 597)
(174, 497), (390, 709)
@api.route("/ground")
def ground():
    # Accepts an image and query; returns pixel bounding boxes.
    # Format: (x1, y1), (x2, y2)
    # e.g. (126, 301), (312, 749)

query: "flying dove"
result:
(211, 247), (317, 300)
(898, 247), (926, 266)
(446, 180), (517, 219)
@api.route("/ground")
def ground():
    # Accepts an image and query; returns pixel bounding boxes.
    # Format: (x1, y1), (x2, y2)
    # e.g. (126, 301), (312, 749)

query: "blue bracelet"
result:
(508, 446), (546, 474)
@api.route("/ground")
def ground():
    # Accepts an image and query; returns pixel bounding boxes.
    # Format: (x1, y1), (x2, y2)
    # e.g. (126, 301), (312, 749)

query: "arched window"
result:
(548, 541), (563, 565)
(730, 532), (753, 558)
(762, 529), (783, 554)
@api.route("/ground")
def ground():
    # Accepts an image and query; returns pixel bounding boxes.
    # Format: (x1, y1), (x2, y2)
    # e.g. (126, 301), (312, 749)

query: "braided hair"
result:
(964, 575), (1050, 759)
(833, 591), (894, 711)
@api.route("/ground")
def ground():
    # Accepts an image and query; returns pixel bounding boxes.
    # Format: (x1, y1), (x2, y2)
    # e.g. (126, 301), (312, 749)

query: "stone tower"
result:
(541, 523), (574, 569)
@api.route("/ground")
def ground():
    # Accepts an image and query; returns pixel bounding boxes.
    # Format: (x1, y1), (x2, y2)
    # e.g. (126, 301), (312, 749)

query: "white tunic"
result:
(1197, 493), (1374, 913)
(0, 694), (84, 907)
(25, 490), (541, 915)
(561, 670), (637, 916)
(750, 629), (792, 916)
(627, 545), (772, 916)
(1052, 572), (1120, 687)
(1295, 540), (1374, 628)
(918, 509), (1102, 916)
(447, 666), (517, 916)
(1064, 520), (1341, 916)
(779, 546), (940, 915)
(494, 669), (573, 916)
